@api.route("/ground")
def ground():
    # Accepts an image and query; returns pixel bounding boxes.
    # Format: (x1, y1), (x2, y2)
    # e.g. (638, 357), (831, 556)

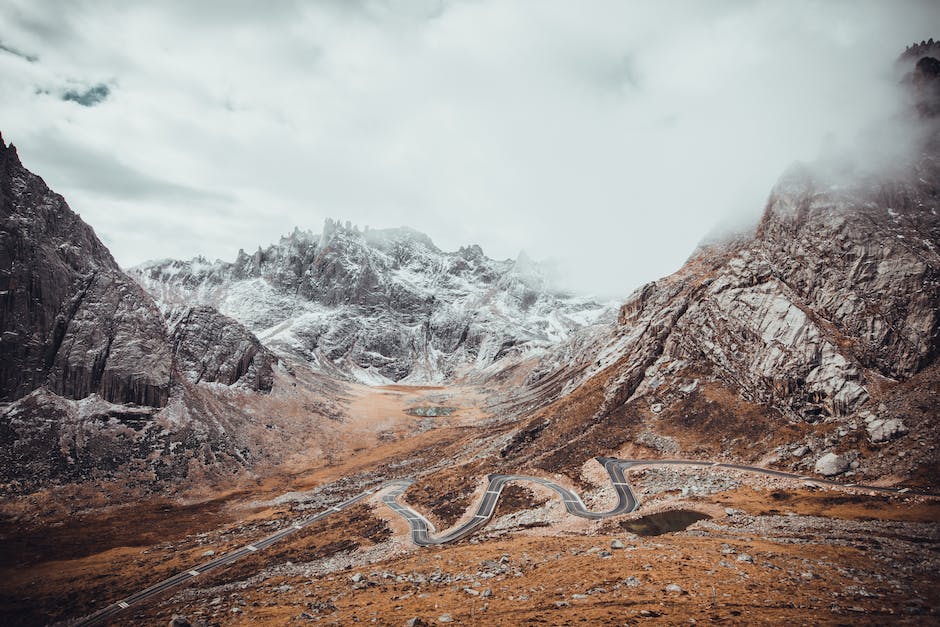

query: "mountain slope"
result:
(132, 220), (614, 383)
(0, 135), (283, 495)
(0, 135), (173, 406)
(491, 47), (940, 487)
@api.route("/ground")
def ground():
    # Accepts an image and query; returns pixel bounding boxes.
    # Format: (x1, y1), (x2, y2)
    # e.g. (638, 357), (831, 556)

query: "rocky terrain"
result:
(0, 134), (282, 495)
(132, 221), (614, 384)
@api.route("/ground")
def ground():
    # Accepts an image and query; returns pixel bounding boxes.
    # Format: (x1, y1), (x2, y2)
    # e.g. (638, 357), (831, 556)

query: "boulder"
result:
(865, 417), (908, 443)
(814, 452), (850, 476)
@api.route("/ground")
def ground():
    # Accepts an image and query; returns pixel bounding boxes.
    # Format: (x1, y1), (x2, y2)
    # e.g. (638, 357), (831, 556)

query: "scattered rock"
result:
(611, 539), (625, 550)
(623, 576), (641, 588)
(404, 619), (427, 627)
(665, 583), (685, 594)
(169, 616), (191, 627)
(350, 572), (365, 584)
(737, 553), (755, 564)
(792, 445), (810, 458)
(437, 614), (453, 623)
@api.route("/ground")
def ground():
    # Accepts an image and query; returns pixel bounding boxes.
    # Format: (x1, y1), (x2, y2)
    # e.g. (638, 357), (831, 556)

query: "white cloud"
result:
(1, 0), (937, 297)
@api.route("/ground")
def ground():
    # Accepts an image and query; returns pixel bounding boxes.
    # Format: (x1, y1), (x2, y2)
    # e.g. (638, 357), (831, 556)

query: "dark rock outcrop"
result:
(170, 305), (274, 391)
(0, 135), (173, 406)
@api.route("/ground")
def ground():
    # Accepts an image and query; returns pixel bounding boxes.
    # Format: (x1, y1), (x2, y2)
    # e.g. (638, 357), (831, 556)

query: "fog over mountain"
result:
(0, 1), (937, 298)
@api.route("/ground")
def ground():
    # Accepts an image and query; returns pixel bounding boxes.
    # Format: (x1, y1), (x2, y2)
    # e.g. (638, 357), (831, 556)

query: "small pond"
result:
(619, 509), (711, 536)
(405, 406), (456, 417)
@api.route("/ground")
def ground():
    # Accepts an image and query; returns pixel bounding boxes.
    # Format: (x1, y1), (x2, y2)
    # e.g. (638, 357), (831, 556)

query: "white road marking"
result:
(612, 482), (630, 486)
(898, 488), (911, 493)
(844, 483), (857, 487)
(118, 601), (130, 609)
(473, 514), (487, 519)
(485, 490), (501, 495)
(188, 570), (200, 577)
(330, 506), (342, 512)
(245, 545), (258, 552)
(293, 523), (303, 530)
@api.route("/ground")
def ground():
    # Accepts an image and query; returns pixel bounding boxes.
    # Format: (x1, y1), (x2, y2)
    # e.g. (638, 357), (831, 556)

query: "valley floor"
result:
(1, 385), (938, 625)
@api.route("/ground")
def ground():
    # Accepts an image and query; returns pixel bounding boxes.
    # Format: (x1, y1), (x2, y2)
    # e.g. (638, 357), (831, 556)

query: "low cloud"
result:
(0, 0), (938, 297)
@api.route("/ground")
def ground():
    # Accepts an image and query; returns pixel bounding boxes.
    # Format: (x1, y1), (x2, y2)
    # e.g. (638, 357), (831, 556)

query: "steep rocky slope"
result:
(132, 221), (614, 383)
(0, 136), (279, 495)
(0, 135), (173, 406)
(496, 46), (940, 486)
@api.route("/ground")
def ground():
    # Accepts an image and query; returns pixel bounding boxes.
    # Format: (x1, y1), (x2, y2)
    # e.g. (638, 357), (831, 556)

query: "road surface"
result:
(72, 456), (934, 625)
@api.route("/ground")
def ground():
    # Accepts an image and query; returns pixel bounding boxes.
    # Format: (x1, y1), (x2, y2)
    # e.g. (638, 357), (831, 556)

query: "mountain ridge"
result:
(132, 218), (615, 384)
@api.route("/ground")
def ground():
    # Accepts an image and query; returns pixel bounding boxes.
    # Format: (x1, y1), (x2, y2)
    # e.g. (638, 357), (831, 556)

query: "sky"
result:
(1, 1), (937, 298)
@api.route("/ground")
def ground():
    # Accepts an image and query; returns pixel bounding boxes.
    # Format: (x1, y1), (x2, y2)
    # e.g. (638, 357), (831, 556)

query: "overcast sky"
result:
(1, 1), (936, 297)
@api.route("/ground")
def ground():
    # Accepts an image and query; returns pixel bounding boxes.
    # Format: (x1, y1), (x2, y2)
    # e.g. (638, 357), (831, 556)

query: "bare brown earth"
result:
(1, 384), (938, 625)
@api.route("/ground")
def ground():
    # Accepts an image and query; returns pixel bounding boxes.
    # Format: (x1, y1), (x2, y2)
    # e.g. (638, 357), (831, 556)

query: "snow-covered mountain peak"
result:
(131, 223), (615, 383)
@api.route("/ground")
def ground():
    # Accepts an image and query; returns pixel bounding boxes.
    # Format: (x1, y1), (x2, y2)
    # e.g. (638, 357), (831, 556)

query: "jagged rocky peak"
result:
(133, 218), (614, 383)
(0, 133), (173, 406)
(1, 133), (276, 407)
(898, 39), (940, 117)
(900, 38), (940, 63)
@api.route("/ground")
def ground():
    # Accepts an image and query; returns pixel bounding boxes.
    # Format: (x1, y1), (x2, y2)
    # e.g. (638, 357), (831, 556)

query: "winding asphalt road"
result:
(72, 457), (934, 625)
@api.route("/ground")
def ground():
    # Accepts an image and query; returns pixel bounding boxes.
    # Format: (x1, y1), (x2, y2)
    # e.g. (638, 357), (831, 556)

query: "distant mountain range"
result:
(132, 220), (614, 384)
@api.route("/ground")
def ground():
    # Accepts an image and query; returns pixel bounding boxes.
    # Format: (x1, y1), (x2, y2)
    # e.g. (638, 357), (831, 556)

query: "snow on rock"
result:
(132, 220), (615, 382)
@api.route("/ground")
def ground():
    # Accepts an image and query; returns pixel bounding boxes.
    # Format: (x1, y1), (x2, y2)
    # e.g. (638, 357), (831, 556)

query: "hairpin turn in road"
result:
(72, 457), (934, 626)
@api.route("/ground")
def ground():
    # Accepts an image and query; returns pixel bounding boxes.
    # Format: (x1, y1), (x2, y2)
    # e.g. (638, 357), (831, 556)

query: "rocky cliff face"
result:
(506, 45), (940, 483)
(0, 134), (278, 495)
(0, 135), (173, 406)
(133, 221), (613, 383)
(170, 306), (275, 391)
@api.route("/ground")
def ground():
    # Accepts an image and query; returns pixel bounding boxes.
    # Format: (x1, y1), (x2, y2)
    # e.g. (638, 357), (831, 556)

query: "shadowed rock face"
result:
(170, 306), (274, 391)
(0, 135), (173, 406)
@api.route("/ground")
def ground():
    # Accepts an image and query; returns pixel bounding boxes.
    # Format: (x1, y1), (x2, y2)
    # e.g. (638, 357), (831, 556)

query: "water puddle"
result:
(619, 509), (711, 536)
(406, 406), (456, 417)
